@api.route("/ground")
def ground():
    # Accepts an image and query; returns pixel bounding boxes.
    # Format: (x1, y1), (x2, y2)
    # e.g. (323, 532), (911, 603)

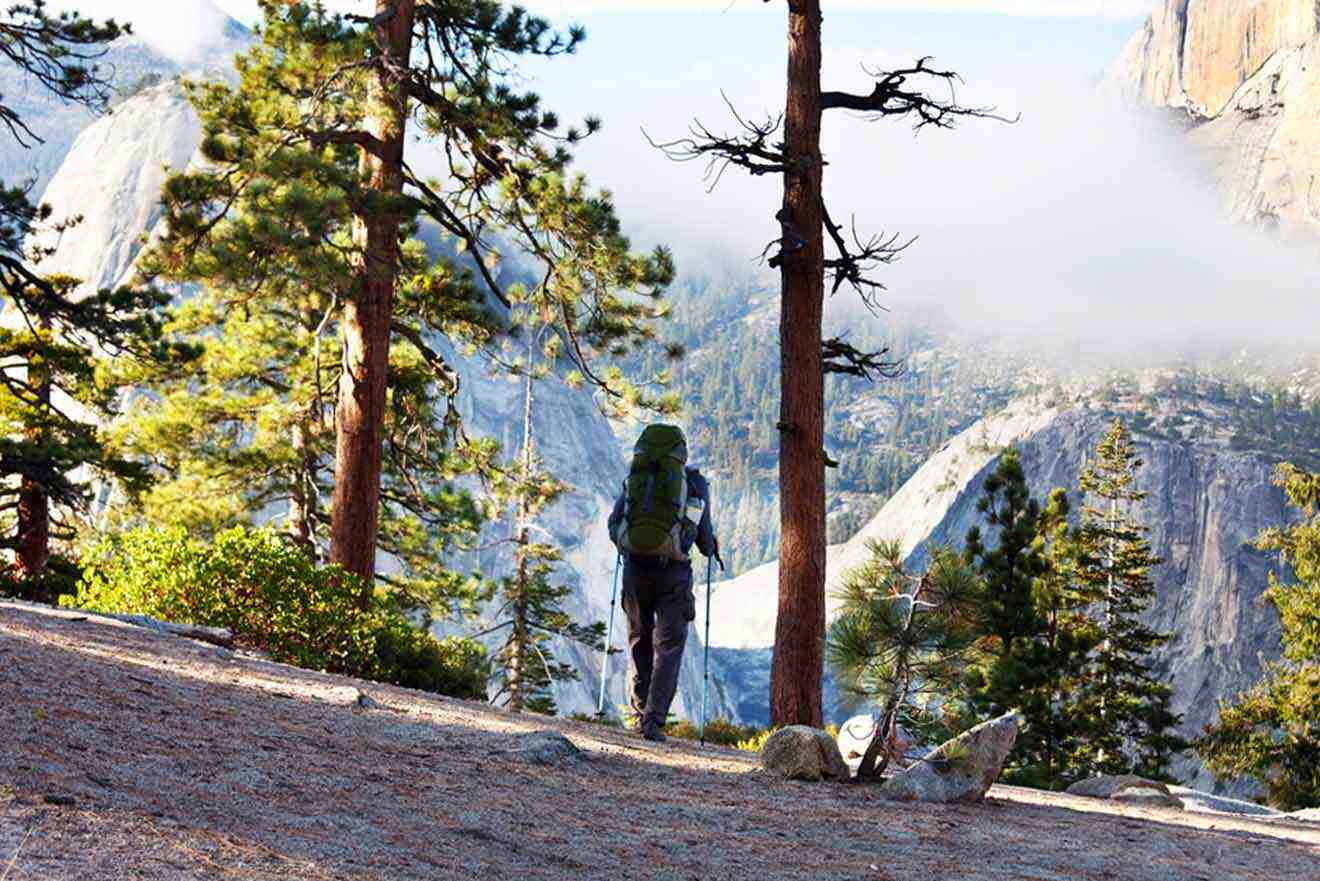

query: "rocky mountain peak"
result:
(1112, 1), (1320, 116)
(30, 83), (200, 298)
(1109, 1), (1320, 237)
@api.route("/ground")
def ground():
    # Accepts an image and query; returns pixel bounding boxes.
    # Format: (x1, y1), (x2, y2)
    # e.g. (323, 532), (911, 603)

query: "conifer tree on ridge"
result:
(1072, 419), (1186, 779)
(146, 1), (676, 599)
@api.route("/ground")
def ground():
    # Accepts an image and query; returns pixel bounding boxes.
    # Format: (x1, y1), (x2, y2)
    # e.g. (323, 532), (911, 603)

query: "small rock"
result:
(354, 689), (382, 710)
(1112, 786), (1184, 809)
(837, 714), (878, 760)
(759, 725), (851, 782)
(836, 714), (915, 766)
(1067, 775), (1171, 799)
(879, 711), (1020, 803)
(1168, 786), (1281, 817)
(504, 731), (583, 766)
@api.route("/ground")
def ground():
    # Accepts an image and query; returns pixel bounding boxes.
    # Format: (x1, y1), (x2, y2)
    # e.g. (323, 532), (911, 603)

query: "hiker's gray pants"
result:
(621, 562), (694, 728)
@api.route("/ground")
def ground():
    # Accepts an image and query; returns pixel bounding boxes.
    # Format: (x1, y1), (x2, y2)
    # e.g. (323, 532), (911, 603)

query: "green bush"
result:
(64, 526), (487, 699)
(371, 619), (489, 700)
(569, 712), (622, 727)
(732, 723), (839, 754)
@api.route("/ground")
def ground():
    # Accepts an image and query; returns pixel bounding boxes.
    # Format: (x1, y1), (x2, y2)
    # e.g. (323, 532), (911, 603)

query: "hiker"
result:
(607, 424), (721, 742)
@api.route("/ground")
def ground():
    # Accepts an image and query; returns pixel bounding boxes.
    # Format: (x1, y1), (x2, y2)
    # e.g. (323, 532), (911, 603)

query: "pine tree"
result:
(963, 450), (1048, 660)
(1072, 419), (1186, 779)
(957, 452), (1099, 788)
(958, 451), (1049, 717)
(148, 1), (675, 596)
(1016, 488), (1102, 789)
(1196, 464), (1320, 809)
(489, 314), (604, 714)
(108, 238), (491, 617)
(0, 4), (193, 599)
(827, 538), (980, 780)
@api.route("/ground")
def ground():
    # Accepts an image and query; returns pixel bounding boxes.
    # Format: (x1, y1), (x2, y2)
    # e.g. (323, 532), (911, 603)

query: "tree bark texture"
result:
(770, 0), (826, 729)
(330, 0), (415, 597)
(16, 317), (51, 582)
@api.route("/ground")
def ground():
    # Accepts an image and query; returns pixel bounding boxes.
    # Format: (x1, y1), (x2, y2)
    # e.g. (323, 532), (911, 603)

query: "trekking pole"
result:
(596, 553), (621, 719)
(700, 553), (714, 745)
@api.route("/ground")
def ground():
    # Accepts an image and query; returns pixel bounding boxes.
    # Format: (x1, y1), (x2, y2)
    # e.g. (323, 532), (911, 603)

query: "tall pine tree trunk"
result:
(508, 333), (536, 712)
(330, 0), (415, 597)
(16, 316), (51, 582)
(770, 0), (826, 728)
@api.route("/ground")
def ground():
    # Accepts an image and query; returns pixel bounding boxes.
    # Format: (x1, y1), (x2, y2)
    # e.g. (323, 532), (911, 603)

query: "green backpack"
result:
(615, 424), (690, 561)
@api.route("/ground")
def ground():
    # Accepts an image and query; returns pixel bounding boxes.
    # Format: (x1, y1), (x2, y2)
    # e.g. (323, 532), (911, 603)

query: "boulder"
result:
(759, 725), (851, 782)
(836, 714), (878, 761)
(503, 731), (583, 766)
(1067, 775), (1172, 799)
(836, 714), (916, 769)
(879, 712), (1020, 803)
(1169, 786), (1281, 817)
(1112, 786), (1185, 810)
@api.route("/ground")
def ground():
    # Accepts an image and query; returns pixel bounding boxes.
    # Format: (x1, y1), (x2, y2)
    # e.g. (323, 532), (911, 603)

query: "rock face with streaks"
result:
(703, 386), (1294, 793)
(28, 83), (201, 299)
(1108, 1), (1320, 236)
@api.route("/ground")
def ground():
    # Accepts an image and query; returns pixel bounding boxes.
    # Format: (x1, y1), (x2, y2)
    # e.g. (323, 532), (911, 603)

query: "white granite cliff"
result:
(1108, 1), (1320, 237)
(704, 391), (1293, 792)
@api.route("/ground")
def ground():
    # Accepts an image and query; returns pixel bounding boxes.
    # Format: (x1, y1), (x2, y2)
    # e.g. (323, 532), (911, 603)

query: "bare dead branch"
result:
(820, 201), (915, 304)
(645, 92), (787, 192)
(822, 335), (904, 382)
(822, 57), (1018, 130)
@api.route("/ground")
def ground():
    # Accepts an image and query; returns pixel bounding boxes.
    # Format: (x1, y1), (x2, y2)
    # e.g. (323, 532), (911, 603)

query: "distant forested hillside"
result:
(633, 268), (1320, 577)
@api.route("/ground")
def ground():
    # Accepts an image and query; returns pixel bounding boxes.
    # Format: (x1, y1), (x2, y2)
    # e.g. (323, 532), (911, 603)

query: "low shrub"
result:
(665, 717), (764, 747)
(371, 619), (489, 700)
(736, 726), (777, 753)
(65, 526), (487, 699)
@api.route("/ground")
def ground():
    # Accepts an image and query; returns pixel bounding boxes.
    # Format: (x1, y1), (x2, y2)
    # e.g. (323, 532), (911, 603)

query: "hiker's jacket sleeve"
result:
(691, 470), (717, 558)
(607, 486), (625, 547)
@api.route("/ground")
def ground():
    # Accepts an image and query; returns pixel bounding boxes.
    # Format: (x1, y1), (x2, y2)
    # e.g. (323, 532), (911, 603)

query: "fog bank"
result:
(520, 9), (1320, 358)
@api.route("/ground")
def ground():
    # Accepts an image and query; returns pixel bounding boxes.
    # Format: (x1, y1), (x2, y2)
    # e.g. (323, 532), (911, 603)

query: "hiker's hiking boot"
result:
(642, 721), (667, 743)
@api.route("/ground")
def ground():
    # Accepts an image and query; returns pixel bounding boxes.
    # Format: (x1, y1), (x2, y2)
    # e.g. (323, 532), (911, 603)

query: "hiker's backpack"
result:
(615, 424), (690, 561)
